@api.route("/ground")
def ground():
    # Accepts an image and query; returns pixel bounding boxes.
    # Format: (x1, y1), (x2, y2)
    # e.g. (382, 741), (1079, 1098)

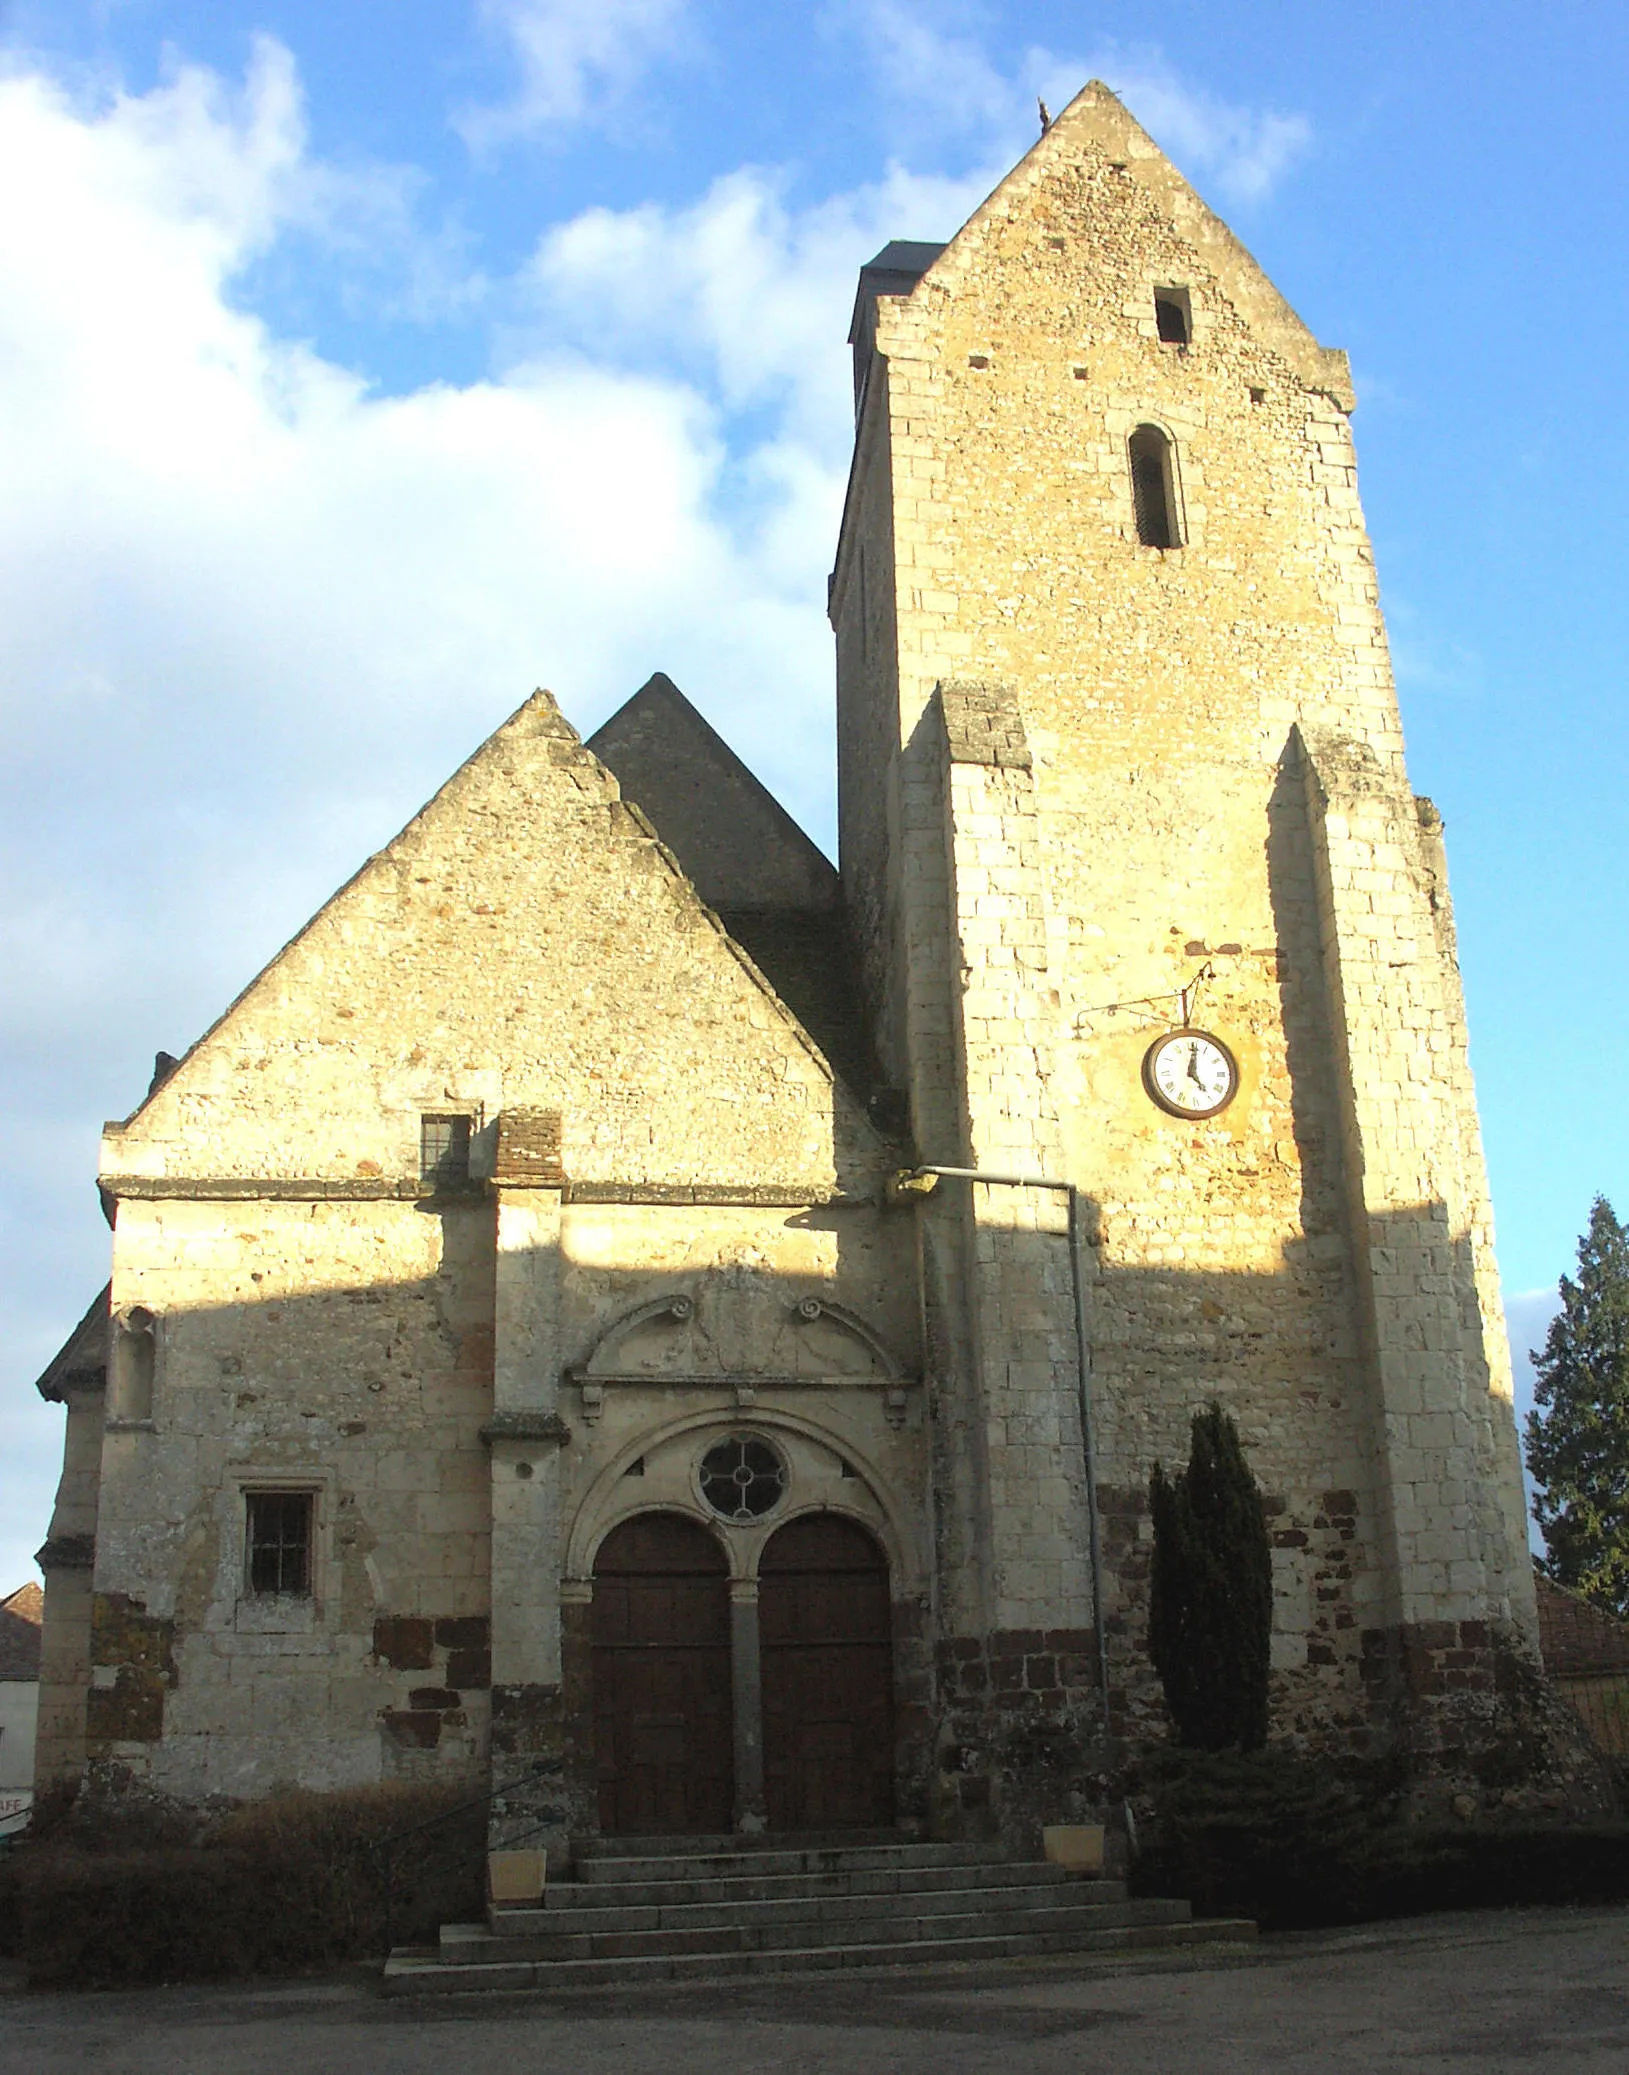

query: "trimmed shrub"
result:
(1148, 1405), (1273, 1751)
(7, 1782), (484, 1986)
(1129, 1745), (1629, 1929)
(1130, 1745), (1386, 1926)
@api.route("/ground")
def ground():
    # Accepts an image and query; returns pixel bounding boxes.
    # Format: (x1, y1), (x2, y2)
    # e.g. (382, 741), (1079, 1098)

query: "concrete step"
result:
(483, 1877), (1132, 1943)
(574, 1840), (1010, 1886)
(510, 1858), (1091, 1916)
(494, 1872), (1122, 1937)
(447, 1896), (1191, 1965)
(575, 1829), (903, 1858)
(384, 1916), (1257, 1995)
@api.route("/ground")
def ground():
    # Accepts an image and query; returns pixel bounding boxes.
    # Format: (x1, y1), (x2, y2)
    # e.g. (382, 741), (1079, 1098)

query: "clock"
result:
(1143, 1028), (1238, 1119)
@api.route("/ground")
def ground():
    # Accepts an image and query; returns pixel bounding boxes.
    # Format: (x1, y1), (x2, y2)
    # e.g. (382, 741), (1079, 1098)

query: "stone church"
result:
(34, 83), (1547, 1852)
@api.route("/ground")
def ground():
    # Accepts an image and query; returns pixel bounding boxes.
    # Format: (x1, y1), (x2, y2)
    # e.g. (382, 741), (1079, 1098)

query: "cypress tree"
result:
(1148, 1404), (1273, 1750)
(1525, 1196), (1629, 1618)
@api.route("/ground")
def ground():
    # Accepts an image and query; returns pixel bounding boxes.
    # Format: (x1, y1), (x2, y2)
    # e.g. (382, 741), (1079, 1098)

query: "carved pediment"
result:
(572, 1287), (907, 1398)
(582, 1295), (711, 1381)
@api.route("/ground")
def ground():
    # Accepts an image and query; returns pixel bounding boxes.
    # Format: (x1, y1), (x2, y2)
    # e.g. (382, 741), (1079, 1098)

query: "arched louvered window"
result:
(1129, 423), (1181, 549)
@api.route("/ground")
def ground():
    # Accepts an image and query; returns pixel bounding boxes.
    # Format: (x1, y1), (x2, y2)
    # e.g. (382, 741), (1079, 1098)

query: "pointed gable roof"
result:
(904, 80), (1353, 410)
(589, 678), (878, 1101)
(34, 1283), (109, 1402)
(103, 691), (881, 1192)
(588, 674), (838, 915)
(1536, 1573), (1629, 1676)
(0, 1583), (42, 1682)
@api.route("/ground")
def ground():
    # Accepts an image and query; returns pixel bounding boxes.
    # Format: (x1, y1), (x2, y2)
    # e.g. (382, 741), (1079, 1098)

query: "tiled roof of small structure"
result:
(1535, 1572), (1629, 1675)
(0, 1581), (43, 1682)
(33, 1283), (109, 1402)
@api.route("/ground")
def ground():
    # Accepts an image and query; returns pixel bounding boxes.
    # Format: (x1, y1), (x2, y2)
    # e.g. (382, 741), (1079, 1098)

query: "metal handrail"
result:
(371, 1760), (553, 1955)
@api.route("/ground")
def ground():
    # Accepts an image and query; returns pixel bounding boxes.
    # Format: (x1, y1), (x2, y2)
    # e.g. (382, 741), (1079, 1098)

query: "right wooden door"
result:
(760, 1513), (894, 1831)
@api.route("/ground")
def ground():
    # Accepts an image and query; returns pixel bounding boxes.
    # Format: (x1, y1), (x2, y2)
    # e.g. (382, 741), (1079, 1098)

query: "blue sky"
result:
(2, 0), (1625, 1588)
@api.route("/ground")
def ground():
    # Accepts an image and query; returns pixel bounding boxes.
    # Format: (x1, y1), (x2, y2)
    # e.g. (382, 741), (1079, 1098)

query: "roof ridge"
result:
(107, 688), (882, 1158)
(906, 79), (1353, 410)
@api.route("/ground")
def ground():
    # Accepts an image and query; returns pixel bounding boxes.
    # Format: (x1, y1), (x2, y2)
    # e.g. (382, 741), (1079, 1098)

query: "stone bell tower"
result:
(830, 82), (1541, 1822)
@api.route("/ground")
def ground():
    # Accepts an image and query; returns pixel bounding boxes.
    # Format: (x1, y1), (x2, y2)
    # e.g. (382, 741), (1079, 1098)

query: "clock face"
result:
(1143, 1029), (1239, 1119)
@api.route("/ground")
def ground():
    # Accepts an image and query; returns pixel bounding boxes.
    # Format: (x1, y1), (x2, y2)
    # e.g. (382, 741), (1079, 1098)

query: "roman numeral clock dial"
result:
(1142, 1029), (1239, 1119)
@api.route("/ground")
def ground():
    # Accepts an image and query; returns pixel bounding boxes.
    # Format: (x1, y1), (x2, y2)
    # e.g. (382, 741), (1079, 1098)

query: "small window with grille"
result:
(420, 1114), (472, 1188)
(245, 1490), (314, 1597)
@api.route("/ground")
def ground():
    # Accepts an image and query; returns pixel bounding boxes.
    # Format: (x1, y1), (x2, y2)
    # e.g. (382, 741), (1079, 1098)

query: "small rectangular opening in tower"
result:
(1154, 289), (1191, 345)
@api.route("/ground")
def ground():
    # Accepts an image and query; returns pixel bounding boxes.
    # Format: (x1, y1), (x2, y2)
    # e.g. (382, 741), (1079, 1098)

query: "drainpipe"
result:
(892, 1164), (1113, 1754)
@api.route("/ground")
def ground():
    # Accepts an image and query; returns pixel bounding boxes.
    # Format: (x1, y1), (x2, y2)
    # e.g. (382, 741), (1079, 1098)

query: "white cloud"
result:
(526, 157), (989, 446)
(0, 16), (1315, 1596)
(834, 3), (1312, 208)
(1095, 49), (1312, 208)
(0, 39), (856, 1591)
(459, 0), (689, 147)
(839, 0), (1022, 143)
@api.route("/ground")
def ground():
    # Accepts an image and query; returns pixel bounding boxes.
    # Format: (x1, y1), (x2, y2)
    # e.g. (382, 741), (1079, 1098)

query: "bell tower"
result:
(830, 82), (1537, 1816)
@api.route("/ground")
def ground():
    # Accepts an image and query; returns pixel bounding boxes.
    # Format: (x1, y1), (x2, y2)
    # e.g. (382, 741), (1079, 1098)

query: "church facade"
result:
(34, 85), (1553, 1847)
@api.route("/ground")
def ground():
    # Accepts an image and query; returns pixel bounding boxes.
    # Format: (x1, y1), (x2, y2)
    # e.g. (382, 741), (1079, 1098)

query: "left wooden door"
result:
(591, 1513), (734, 1835)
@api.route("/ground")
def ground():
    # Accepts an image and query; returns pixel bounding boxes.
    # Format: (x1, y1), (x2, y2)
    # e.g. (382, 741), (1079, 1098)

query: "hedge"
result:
(1128, 1747), (1629, 1930)
(0, 1782), (483, 1986)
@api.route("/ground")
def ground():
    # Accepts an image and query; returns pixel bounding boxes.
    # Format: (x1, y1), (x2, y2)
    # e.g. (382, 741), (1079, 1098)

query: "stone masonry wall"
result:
(89, 1197), (495, 1799)
(832, 82), (1534, 1789)
(100, 692), (877, 1197)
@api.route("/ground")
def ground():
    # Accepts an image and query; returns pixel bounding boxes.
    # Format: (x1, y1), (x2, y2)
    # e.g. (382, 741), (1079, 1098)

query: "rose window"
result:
(699, 1436), (787, 1523)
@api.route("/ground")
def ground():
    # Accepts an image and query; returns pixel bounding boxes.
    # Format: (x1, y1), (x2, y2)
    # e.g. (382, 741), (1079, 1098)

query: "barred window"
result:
(246, 1491), (314, 1597)
(1129, 424), (1182, 549)
(420, 1114), (472, 1187)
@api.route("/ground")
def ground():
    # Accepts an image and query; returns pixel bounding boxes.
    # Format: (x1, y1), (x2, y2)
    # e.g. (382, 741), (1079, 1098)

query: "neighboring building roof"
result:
(1535, 1573), (1629, 1676)
(0, 1582), (43, 1683)
(98, 688), (884, 1190)
(590, 675), (880, 1105)
(33, 1283), (109, 1402)
(588, 674), (839, 915)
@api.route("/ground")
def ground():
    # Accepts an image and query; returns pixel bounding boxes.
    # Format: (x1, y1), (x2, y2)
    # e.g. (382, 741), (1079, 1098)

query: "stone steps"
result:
(572, 1839), (1011, 1884)
(512, 1857), (1080, 1914)
(572, 1829), (906, 1858)
(383, 1917), (1256, 1994)
(382, 1835), (1255, 1996)
(435, 1893), (1183, 1962)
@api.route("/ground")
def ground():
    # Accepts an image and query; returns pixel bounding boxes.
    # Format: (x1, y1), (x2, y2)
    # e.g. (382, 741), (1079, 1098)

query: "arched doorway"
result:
(592, 1513), (733, 1835)
(760, 1513), (894, 1830)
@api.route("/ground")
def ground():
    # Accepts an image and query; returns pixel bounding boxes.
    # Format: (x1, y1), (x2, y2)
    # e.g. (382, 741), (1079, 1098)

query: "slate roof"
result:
(0, 1582), (43, 1683)
(1535, 1573), (1629, 1676)
(591, 676), (882, 1105)
(33, 1283), (109, 1402)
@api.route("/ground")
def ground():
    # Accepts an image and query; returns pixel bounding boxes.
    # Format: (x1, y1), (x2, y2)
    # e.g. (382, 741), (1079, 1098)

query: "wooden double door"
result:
(592, 1510), (894, 1835)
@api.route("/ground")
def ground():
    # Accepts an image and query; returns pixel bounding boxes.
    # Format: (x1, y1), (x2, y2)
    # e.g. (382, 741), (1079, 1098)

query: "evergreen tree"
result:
(1147, 1404), (1273, 1751)
(1525, 1195), (1629, 1618)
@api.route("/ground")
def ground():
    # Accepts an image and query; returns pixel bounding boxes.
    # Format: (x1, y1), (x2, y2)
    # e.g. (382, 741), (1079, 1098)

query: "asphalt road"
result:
(2, 1906), (1626, 2074)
